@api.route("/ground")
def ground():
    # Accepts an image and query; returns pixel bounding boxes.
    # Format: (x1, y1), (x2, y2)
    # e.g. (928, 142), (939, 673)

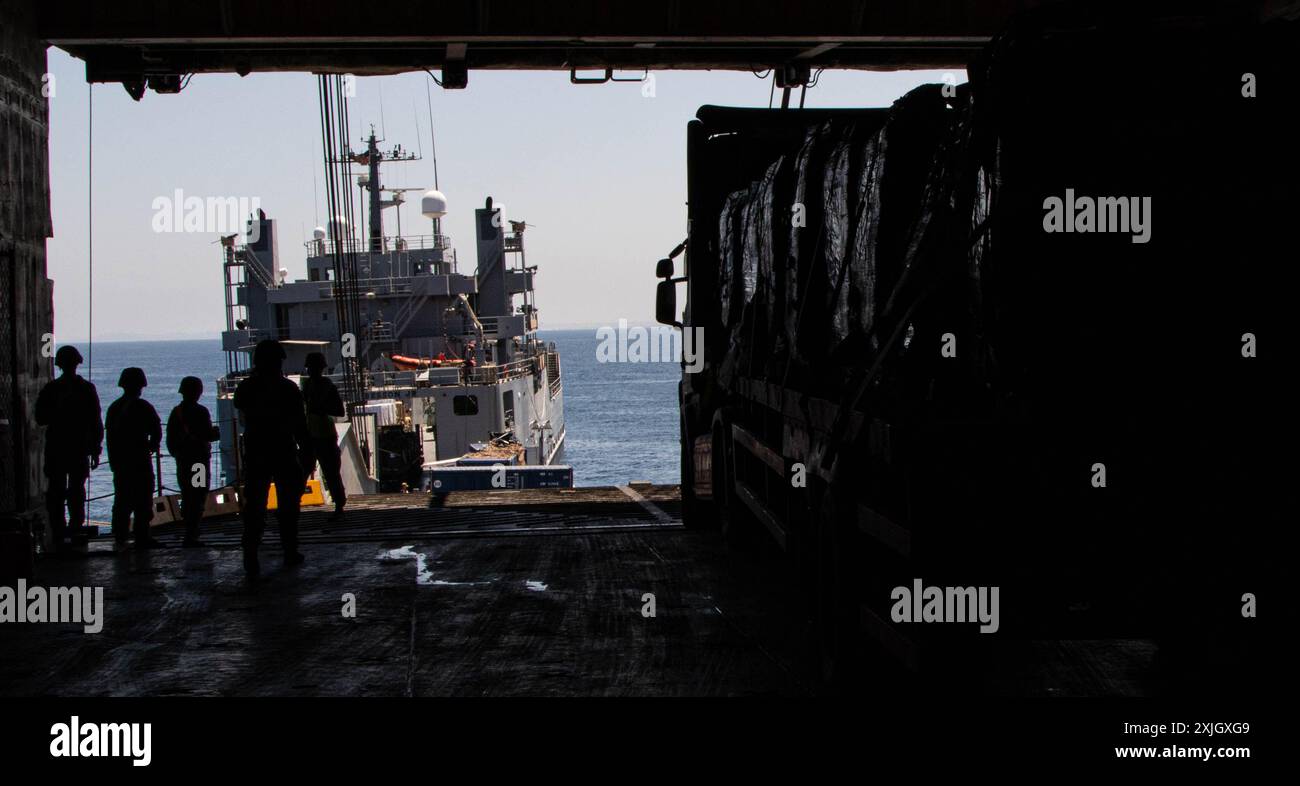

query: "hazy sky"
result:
(46, 47), (964, 341)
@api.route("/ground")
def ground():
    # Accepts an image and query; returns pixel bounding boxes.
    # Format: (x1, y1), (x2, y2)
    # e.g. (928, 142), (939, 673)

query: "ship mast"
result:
(367, 133), (382, 251)
(351, 127), (420, 252)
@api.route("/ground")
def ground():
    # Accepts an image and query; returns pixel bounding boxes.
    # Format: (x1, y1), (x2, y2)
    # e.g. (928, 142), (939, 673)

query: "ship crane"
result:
(445, 294), (485, 360)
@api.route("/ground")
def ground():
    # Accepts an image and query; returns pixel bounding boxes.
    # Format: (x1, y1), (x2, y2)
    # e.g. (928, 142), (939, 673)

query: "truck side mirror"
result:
(655, 258), (674, 279)
(655, 280), (681, 327)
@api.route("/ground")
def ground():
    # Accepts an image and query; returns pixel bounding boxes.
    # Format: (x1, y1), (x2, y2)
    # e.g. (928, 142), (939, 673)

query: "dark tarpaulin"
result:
(821, 129), (855, 345)
(783, 121), (836, 362)
(740, 186), (759, 307)
(849, 127), (886, 349)
(716, 188), (749, 328)
(753, 157), (784, 331)
(860, 85), (965, 364)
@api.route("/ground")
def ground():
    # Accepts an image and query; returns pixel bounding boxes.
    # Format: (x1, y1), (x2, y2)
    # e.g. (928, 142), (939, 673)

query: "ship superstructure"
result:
(216, 132), (567, 493)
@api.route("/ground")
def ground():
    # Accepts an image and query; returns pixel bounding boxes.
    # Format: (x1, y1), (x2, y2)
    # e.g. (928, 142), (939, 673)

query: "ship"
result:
(214, 131), (569, 496)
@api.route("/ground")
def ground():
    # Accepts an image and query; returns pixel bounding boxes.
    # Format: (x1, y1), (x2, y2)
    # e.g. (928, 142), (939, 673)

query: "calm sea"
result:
(75, 329), (680, 521)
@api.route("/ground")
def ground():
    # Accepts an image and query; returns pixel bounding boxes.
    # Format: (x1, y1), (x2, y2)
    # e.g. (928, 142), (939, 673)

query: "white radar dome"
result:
(421, 189), (448, 219)
(312, 226), (327, 240)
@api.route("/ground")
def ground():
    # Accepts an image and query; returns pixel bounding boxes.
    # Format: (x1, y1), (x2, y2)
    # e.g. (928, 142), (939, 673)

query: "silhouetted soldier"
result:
(166, 376), (219, 547)
(301, 352), (347, 520)
(34, 345), (103, 555)
(105, 367), (163, 551)
(234, 339), (310, 576)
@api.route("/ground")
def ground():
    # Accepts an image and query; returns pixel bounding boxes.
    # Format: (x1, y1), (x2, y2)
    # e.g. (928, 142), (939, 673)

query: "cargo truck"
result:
(656, 9), (1289, 692)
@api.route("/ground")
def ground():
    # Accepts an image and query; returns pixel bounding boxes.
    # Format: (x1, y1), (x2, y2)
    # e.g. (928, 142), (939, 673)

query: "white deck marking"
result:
(615, 485), (674, 525)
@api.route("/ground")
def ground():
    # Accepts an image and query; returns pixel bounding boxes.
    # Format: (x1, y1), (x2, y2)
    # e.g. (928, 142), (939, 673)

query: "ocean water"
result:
(74, 329), (680, 521)
(546, 330), (681, 487)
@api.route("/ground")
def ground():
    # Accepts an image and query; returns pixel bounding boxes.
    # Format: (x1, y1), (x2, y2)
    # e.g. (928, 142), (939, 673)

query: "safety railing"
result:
(465, 356), (539, 386)
(303, 234), (453, 255)
(364, 321), (396, 343)
(83, 415), (237, 507)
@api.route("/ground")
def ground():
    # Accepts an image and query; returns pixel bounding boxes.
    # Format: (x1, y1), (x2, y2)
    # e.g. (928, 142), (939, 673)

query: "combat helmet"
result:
(118, 367), (148, 389)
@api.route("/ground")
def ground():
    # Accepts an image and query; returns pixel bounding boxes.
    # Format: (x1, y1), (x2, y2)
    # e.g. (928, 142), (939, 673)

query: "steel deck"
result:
(1, 485), (1154, 697)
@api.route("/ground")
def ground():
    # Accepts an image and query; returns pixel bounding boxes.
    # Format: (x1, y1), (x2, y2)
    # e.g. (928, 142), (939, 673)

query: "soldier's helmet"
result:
(118, 367), (148, 390)
(304, 352), (328, 372)
(54, 345), (83, 370)
(178, 376), (203, 398)
(253, 339), (286, 370)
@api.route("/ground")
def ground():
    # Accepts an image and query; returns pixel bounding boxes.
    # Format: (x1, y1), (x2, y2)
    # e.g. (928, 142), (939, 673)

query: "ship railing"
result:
(80, 431), (239, 503)
(218, 356), (542, 402)
(364, 321), (397, 343)
(465, 357), (539, 386)
(216, 374), (248, 396)
(250, 326), (294, 341)
(236, 247), (278, 288)
(312, 277), (445, 300)
(303, 234), (453, 255)
(355, 279), (415, 295)
(365, 357), (540, 389)
(226, 326), (294, 345)
(367, 369), (420, 389)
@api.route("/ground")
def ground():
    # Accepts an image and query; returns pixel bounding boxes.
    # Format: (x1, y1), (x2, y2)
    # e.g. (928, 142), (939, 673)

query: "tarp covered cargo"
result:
(716, 188), (748, 329)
